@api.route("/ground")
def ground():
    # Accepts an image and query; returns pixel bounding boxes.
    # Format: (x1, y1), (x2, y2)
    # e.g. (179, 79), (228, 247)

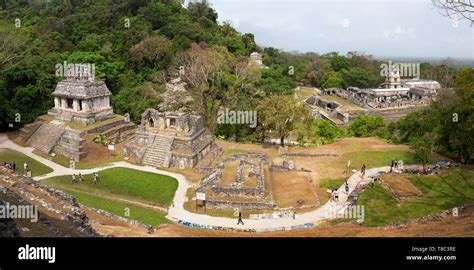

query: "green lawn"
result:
(357, 166), (474, 226)
(341, 150), (417, 170)
(0, 148), (53, 176)
(42, 167), (178, 207)
(319, 178), (346, 190)
(66, 190), (170, 226)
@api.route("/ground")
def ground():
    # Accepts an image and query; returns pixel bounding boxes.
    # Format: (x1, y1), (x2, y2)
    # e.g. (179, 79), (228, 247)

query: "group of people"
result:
(389, 159), (402, 173)
(3, 161), (17, 170)
(71, 172), (99, 184)
(3, 161), (31, 176)
(71, 173), (83, 184)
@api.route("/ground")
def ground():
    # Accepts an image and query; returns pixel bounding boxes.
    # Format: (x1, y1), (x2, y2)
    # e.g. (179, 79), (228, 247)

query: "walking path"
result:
(0, 133), (388, 231)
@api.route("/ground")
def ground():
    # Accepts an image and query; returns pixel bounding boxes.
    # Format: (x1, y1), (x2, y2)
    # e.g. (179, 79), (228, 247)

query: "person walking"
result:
(72, 173), (77, 184)
(361, 164), (366, 177)
(78, 172), (83, 183)
(237, 211), (244, 225)
(390, 160), (394, 173)
(344, 182), (350, 194)
(331, 189), (339, 202)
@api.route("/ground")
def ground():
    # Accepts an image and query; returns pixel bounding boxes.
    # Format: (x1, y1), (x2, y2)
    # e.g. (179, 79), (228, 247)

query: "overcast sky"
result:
(198, 0), (473, 59)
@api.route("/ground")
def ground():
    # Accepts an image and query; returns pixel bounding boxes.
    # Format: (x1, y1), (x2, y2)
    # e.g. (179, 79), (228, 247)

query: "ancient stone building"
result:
(307, 73), (441, 125)
(19, 69), (135, 161)
(124, 78), (215, 168)
(249, 52), (264, 68)
(49, 75), (114, 125)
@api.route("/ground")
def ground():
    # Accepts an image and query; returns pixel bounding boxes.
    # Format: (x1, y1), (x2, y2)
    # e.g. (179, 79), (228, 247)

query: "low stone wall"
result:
(282, 153), (339, 158)
(0, 169), (98, 237)
(86, 118), (124, 134)
(205, 200), (274, 210)
(85, 207), (154, 234)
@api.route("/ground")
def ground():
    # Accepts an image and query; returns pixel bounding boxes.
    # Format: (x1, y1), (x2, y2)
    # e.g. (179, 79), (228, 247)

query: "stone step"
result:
(141, 136), (173, 167)
(20, 122), (43, 143)
(26, 123), (63, 154)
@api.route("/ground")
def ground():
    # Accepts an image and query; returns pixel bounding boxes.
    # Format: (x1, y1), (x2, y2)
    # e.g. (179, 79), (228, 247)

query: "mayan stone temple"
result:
(18, 65), (136, 161)
(124, 78), (216, 168)
(50, 73), (114, 125)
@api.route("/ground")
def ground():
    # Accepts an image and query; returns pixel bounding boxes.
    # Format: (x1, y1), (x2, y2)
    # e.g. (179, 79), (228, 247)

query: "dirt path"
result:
(1, 132), (387, 231)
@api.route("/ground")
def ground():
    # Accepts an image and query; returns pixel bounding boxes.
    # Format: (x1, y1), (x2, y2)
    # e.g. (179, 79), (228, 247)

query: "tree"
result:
(347, 115), (388, 138)
(322, 71), (343, 89)
(411, 134), (436, 171)
(432, 0), (474, 26)
(342, 67), (378, 89)
(0, 22), (29, 70)
(258, 65), (297, 96)
(130, 35), (173, 69)
(187, 0), (218, 23)
(305, 54), (329, 87)
(257, 96), (309, 146)
(297, 119), (343, 145)
(175, 43), (259, 135)
(324, 52), (349, 72)
(113, 82), (162, 123)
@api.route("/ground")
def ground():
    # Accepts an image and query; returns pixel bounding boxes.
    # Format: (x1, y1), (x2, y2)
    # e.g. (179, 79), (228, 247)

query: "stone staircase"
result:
(142, 135), (174, 168)
(18, 122), (43, 143)
(26, 123), (64, 154)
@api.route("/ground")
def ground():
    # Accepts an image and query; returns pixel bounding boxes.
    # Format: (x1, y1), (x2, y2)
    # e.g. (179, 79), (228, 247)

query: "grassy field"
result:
(0, 148), (53, 176)
(319, 178), (346, 190)
(42, 167), (178, 207)
(66, 190), (170, 226)
(357, 166), (474, 226)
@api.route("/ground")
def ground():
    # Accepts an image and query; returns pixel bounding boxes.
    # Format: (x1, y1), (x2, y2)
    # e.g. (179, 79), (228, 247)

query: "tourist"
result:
(361, 164), (366, 177)
(344, 182), (350, 194)
(331, 189), (339, 202)
(72, 173), (77, 184)
(12, 162), (16, 170)
(78, 173), (83, 183)
(237, 211), (244, 225)
(23, 162), (28, 174)
(390, 160), (394, 173)
(93, 172), (99, 184)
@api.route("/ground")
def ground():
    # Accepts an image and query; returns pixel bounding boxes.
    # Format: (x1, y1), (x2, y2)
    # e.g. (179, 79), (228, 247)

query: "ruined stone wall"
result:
(53, 129), (86, 161)
(205, 200), (274, 210)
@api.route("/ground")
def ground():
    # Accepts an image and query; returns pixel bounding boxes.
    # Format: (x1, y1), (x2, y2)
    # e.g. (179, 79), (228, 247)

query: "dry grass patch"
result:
(381, 173), (423, 200)
(271, 171), (318, 208)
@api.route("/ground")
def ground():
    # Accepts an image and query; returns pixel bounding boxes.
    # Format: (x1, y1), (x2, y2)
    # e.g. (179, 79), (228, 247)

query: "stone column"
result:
(83, 99), (90, 112)
(73, 99), (79, 112)
(61, 98), (67, 109)
(54, 97), (60, 109)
